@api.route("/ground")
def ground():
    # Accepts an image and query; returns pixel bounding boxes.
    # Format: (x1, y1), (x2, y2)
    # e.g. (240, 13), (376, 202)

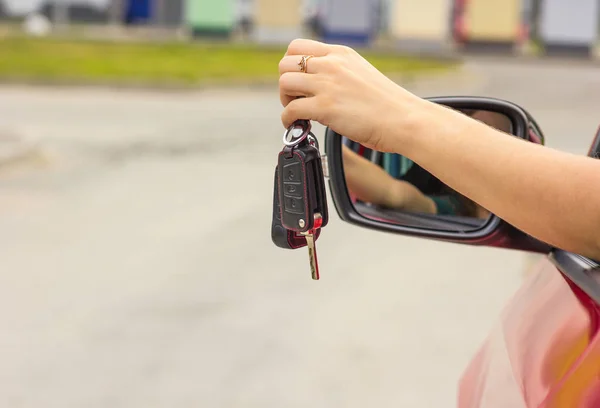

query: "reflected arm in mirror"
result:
(342, 144), (437, 214)
(397, 103), (600, 260)
(468, 110), (513, 134)
(342, 144), (492, 220)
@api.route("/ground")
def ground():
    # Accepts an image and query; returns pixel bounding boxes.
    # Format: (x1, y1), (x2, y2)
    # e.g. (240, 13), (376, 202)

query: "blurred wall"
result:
(186, 0), (235, 35)
(539, 0), (599, 46)
(464, 0), (522, 42)
(255, 0), (301, 28)
(39, 1), (110, 23)
(390, 0), (451, 41)
(3, 0), (112, 17)
(160, 0), (184, 27)
(320, 0), (376, 45)
(254, 0), (303, 43)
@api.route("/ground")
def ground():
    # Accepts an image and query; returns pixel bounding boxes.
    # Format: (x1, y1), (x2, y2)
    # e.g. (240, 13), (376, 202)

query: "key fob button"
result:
(285, 183), (301, 195)
(283, 163), (302, 182)
(284, 196), (305, 214)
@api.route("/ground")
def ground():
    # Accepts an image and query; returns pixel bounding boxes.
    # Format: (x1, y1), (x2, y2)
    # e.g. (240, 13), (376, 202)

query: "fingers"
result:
(281, 97), (320, 129)
(279, 39), (338, 107)
(280, 93), (300, 109)
(285, 38), (331, 57)
(279, 39), (334, 126)
(279, 72), (317, 107)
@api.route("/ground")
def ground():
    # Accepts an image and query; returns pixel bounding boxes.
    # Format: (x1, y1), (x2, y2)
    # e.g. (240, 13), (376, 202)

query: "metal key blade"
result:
(305, 213), (323, 280)
(305, 232), (319, 280)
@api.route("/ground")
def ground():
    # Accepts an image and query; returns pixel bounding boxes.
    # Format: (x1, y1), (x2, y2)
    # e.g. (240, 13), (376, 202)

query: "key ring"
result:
(283, 120), (312, 147)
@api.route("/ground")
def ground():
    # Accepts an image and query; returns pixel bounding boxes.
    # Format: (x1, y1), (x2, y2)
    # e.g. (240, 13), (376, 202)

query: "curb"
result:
(0, 66), (461, 93)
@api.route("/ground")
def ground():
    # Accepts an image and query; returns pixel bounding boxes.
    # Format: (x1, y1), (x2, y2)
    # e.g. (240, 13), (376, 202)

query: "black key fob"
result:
(271, 119), (329, 280)
(277, 139), (329, 233)
(271, 167), (321, 249)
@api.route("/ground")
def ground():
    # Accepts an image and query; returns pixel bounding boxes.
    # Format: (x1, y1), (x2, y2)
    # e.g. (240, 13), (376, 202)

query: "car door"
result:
(458, 252), (600, 408)
(321, 98), (600, 407)
(458, 124), (600, 408)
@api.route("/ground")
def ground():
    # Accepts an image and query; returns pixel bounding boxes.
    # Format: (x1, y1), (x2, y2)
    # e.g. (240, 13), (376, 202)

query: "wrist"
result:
(381, 95), (435, 155)
(387, 97), (472, 159)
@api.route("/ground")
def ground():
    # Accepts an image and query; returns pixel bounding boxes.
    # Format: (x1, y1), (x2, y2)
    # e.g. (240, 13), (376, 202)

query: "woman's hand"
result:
(278, 41), (600, 260)
(279, 39), (428, 153)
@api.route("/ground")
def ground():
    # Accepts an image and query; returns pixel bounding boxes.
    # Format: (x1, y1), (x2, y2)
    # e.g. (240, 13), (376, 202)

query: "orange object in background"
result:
(254, 0), (303, 43)
(390, 0), (451, 43)
(255, 0), (302, 29)
(456, 0), (523, 43)
(458, 257), (600, 407)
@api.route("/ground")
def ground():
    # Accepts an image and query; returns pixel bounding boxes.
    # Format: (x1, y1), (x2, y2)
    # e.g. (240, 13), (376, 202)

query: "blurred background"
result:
(0, 1), (600, 407)
(1, 0), (599, 54)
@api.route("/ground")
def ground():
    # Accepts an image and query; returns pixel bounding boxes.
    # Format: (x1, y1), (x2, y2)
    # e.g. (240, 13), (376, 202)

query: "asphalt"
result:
(0, 57), (599, 407)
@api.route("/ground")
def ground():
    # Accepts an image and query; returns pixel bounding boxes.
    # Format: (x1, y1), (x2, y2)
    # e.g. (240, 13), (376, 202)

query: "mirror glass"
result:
(341, 108), (513, 232)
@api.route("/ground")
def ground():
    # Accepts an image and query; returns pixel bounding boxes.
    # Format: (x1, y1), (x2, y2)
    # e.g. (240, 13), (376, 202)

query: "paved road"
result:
(0, 58), (598, 407)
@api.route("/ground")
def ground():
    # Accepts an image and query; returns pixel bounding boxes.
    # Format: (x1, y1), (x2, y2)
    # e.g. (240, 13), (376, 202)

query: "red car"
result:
(322, 96), (600, 407)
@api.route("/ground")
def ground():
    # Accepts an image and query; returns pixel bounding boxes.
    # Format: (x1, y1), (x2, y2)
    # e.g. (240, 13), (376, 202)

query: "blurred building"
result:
(390, 0), (452, 52)
(39, 1), (110, 23)
(160, 0), (184, 27)
(187, 0), (235, 38)
(3, 0), (111, 15)
(453, 0), (524, 52)
(236, 0), (253, 35)
(538, 0), (599, 57)
(254, 0), (303, 44)
(1, 0), (598, 60)
(320, 0), (379, 46)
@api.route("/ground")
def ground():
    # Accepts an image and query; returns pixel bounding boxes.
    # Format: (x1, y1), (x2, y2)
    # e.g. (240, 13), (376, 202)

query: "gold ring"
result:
(298, 55), (314, 73)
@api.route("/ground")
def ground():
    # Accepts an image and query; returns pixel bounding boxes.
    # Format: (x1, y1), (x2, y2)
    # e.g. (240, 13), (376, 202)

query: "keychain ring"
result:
(283, 120), (312, 147)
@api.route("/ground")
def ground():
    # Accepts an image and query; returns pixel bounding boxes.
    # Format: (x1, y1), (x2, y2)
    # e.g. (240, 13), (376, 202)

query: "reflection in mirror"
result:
(341, 109), (513, 232)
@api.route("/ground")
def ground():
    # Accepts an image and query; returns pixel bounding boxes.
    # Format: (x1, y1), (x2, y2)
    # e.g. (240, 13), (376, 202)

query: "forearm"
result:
(342, 145), (391, 205)
(395, 100), (600, 259)
(388, 181), (436, 214)
(342, 145), (436, 213)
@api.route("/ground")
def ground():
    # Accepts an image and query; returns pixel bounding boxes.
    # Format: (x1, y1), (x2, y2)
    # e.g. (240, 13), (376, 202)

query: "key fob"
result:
(272, 167), (321, 249)
(271, 120), (329, 280)
(277, 140), (329, 233)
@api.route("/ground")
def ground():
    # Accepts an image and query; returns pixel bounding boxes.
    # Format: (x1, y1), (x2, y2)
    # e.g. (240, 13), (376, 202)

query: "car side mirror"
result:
(323, 96), (552, 254)
(589, 124), (600, 159)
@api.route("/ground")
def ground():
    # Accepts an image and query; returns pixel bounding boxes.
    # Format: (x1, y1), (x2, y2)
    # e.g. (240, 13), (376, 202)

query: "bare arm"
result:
(277, 39), (600, 259)
(342, 145), (436, 214)
(397, 100), (600, 259)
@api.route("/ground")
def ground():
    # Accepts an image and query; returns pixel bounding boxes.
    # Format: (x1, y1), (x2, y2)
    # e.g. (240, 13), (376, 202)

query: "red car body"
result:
(459, 126), (600, 407)
(323, 97), (600, 407)
(459, 257), (600, 408)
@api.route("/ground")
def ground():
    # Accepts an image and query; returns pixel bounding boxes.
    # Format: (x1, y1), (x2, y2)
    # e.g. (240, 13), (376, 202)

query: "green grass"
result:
(0, 36), (457, 87)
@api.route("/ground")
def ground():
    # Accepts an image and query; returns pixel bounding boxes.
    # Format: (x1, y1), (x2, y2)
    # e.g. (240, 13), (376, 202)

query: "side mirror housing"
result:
(324, 96), (552, 254)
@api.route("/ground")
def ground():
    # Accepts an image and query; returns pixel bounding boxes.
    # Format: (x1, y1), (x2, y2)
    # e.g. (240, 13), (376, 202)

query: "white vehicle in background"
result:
(23, 12), (52, 36)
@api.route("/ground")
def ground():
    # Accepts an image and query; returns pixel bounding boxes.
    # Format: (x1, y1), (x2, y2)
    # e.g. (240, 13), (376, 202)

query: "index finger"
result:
(285, 38), (331, 57)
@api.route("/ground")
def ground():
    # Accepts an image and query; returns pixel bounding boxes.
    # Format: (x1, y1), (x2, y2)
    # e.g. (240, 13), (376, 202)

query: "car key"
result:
(272, 120), (320, 251)
(301, 213), (323, 280)
(271, 166), (322, 250)
(275, 120), (329, 280)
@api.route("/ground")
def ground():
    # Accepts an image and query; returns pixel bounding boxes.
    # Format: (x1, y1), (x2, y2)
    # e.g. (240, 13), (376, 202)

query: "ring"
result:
(298, 55), (314, 73)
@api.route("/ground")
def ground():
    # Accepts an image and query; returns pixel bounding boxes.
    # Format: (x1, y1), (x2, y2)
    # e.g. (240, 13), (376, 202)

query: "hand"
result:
(278, 39), (427, 152)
